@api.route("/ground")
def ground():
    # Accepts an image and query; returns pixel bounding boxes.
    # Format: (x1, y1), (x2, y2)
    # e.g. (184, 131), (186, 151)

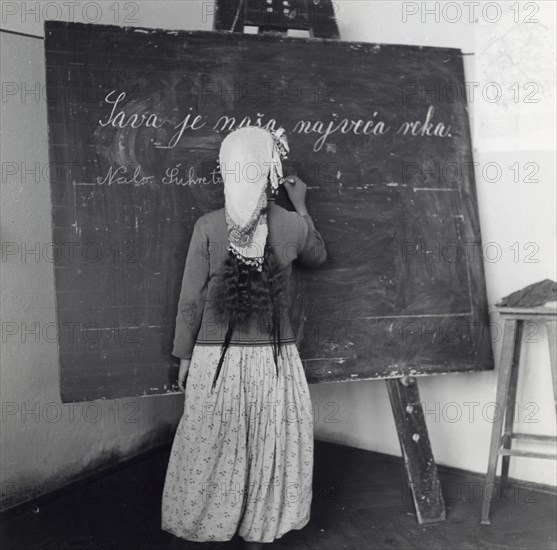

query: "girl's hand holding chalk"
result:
(283, 175), (309, 216)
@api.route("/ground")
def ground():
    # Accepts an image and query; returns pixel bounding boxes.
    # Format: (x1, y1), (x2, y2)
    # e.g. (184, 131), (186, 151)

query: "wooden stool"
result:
(480, 307), (557, 525)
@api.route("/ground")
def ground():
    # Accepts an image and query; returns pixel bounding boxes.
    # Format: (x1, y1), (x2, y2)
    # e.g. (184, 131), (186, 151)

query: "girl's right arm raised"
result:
(283, 175), (327, 267)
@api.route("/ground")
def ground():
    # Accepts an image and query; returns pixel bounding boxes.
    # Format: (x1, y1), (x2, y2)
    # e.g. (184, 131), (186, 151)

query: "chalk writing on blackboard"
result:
(94, 164), (221, 187)
(98, 91), (453, 153)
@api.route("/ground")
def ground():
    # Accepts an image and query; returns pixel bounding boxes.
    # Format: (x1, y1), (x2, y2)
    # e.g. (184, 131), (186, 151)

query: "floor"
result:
(1, 441), (555, 550)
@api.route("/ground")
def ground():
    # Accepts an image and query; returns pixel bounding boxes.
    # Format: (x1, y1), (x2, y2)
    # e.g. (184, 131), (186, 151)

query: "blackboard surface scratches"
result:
(44, 21), (492, 402)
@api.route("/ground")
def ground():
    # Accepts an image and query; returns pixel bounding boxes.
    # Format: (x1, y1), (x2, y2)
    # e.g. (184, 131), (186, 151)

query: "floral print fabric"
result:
(161, 343), (314, 543)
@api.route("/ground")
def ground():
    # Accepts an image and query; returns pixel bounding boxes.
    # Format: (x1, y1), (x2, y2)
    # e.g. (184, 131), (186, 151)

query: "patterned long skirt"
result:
(161, 343), (314, 543)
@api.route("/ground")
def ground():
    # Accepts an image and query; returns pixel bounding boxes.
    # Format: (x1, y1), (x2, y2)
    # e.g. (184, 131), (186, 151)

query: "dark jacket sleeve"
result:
(296, 213), (327, 267)
(172, 217), (210, 360)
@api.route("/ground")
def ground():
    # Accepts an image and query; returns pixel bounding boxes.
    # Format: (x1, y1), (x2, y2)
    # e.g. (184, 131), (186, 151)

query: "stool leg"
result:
(546, 320), (557, 420)
(500, 322), (524, 494)
(481, 319), (520, 525)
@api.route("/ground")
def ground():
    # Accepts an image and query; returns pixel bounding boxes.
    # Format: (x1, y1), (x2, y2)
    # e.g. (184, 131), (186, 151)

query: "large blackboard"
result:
(45, 21), (493, 402)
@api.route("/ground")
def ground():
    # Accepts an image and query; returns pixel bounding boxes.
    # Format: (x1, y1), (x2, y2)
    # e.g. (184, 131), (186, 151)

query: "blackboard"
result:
(44, 21), (493, 402)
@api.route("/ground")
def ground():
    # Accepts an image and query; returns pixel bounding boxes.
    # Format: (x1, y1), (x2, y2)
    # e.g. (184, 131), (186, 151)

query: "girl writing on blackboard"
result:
(161, 126), (327, 549)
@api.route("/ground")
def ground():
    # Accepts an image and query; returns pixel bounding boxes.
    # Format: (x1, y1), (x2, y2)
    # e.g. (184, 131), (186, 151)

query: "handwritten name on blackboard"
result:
(95, 164), (222, 187)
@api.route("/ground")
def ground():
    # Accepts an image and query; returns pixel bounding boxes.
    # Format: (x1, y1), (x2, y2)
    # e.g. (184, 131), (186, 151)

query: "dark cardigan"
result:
(172, 202), (327, 359)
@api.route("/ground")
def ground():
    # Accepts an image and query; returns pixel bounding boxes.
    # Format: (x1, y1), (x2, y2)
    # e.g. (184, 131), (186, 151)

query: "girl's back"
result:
(172, 202), (326, 356)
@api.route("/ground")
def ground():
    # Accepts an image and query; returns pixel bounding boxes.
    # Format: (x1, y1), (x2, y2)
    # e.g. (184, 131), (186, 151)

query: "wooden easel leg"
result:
(500, 322), (524, 494)
(386, 376), (446, 524)
(480, 319), (521, 525)
(546, 320), (557, 420)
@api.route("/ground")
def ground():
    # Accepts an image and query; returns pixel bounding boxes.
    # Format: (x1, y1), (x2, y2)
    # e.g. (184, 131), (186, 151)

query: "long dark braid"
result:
(210, 242), (288, 390)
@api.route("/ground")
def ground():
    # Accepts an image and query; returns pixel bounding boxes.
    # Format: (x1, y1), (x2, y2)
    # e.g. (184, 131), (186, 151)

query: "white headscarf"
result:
(218, 126), (289, 271)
